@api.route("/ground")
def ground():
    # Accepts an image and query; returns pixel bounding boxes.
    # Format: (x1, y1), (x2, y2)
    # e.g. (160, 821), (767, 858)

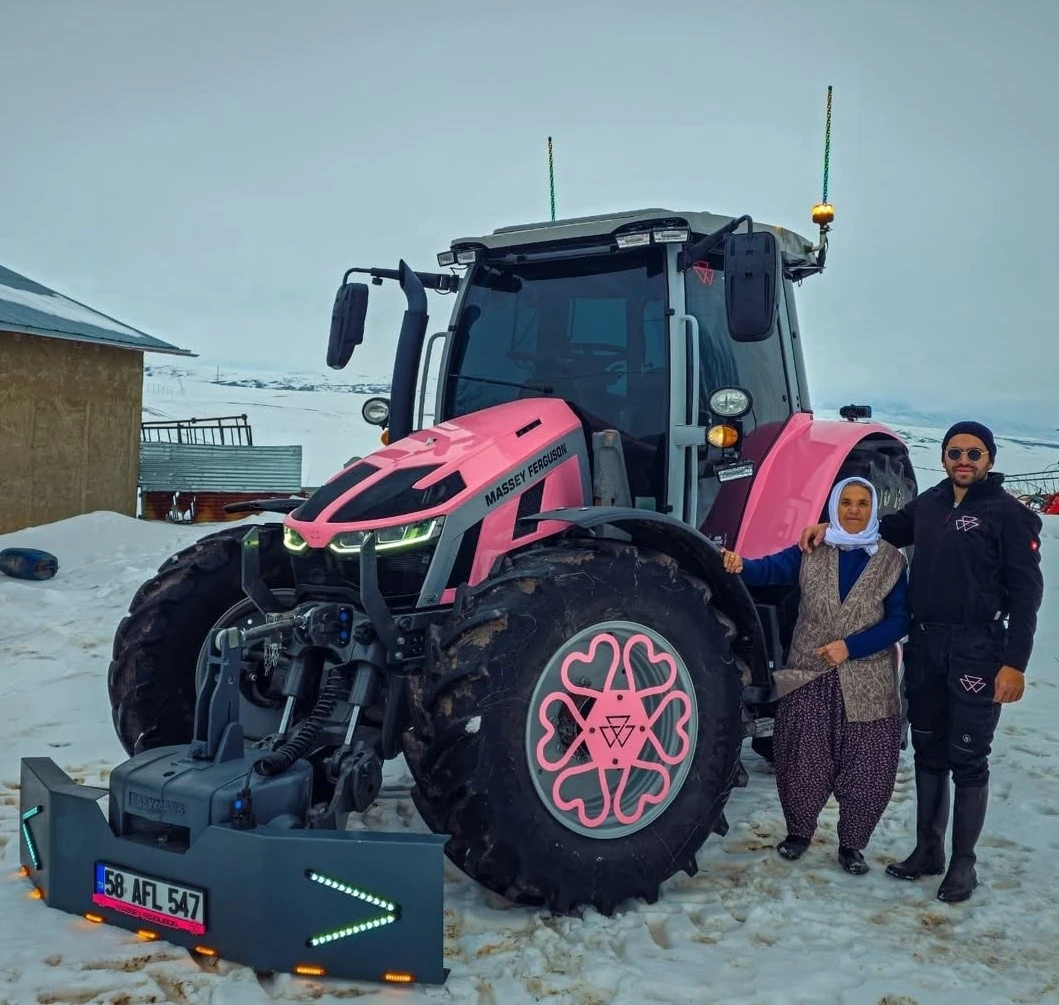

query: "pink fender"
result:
(733, 412), (908, 559)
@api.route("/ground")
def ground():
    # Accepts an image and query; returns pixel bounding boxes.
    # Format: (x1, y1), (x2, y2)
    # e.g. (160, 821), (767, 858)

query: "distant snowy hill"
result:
(141, 363), (1059, 491)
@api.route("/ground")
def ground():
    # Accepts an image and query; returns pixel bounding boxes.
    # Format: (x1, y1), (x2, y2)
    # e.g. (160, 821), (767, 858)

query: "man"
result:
(798, 420), (1044, 902)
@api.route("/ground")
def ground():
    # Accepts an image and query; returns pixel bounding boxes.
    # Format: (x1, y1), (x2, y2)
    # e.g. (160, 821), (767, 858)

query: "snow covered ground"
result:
(1, 365), (1058, 1004)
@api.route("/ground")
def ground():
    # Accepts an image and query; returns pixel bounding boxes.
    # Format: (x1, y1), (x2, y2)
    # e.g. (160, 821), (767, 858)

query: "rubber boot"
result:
(937, 784), (988, 903)
(777, 835), (810, 861)
(886, 767), (950, 880)
(839, 847), (869, 876)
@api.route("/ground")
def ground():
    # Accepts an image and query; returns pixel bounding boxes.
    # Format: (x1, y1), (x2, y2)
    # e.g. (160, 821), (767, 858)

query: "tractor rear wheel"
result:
(107, 523), (295, 756)
(403, 539), (745, 915)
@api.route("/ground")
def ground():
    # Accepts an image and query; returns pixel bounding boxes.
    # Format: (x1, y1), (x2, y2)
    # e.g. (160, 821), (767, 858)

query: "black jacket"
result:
(880, 473), (1044, 672)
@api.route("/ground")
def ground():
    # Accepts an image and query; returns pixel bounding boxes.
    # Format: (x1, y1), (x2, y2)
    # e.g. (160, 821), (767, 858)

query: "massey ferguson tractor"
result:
(19, 206), (917, 983)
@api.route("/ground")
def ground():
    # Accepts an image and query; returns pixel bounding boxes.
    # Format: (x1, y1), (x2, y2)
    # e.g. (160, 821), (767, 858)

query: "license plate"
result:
(92, 862), (207, 935)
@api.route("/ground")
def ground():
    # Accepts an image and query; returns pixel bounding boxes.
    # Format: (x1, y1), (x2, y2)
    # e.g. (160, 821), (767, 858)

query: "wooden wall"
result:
(0, 330), (143, 533)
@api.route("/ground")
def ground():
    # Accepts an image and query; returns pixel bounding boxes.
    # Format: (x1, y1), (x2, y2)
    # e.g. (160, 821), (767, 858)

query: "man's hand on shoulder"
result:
(798, 522), (828, 553)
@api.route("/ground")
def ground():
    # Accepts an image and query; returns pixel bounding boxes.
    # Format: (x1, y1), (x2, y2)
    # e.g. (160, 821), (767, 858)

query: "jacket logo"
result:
(959, 674), (986, 693)
(954, 516), (980, 532)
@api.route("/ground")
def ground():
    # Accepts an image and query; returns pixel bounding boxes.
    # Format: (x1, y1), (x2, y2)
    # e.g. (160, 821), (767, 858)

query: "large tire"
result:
(107, 523), (295, 756)
(403, 539), (745, 916)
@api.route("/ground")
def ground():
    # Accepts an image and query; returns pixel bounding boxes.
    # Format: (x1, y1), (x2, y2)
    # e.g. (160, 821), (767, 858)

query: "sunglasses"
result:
(946, 447), (987, 462)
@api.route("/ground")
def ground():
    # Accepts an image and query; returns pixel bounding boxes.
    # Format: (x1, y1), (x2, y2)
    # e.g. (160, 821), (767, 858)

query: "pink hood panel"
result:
(285, 398), (583, 548)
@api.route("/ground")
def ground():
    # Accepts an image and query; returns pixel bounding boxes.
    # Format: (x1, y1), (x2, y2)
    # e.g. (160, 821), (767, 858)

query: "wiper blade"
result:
(450, 374), (553, 394)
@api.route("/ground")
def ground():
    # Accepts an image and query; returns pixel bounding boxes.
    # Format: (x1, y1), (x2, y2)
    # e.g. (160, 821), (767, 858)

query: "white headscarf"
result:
(823, 476), (881, 555)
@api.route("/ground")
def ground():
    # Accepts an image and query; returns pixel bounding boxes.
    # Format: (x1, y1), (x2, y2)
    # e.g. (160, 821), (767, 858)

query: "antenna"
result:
(547, 136), (557, 222)
(811, 86), (835, 242)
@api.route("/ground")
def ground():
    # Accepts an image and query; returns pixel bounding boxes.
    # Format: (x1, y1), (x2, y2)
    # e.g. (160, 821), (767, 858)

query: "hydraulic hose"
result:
(252, 662), (349, 777)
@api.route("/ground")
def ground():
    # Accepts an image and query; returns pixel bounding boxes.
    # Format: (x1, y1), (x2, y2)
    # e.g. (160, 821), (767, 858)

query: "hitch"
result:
(17, 625), (449, 985)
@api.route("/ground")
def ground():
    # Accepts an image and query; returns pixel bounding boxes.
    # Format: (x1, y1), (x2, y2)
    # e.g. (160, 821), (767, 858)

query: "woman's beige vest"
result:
(775, 541), (906, 722)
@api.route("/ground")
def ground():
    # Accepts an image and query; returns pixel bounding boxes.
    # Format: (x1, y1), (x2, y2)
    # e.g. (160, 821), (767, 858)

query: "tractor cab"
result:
(329, 208), (825, 546)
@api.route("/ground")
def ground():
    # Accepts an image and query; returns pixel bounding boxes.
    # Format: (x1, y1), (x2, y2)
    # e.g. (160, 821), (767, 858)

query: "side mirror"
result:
(724, 230), (781, 342)
(327, 281), (370, 370)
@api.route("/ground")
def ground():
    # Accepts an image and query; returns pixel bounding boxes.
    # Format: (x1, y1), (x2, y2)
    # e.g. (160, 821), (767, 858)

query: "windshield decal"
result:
(693, 262), (715, 285)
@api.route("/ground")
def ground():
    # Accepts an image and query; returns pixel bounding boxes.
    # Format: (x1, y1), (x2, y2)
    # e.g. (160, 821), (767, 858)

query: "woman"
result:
(722, 477), (910, 875)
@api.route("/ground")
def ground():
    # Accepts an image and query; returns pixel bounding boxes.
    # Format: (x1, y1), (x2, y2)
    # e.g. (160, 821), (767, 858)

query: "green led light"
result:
(327, 517), (444, 557)
(304, 870), (400, 948)
(309, 913), (397, 947)
(21, 806), (42, 870)
(283, 526), (310, 554)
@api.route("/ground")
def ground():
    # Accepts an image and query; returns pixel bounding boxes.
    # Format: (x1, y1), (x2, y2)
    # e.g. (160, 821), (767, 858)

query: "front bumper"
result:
(17, 756), (448, 985)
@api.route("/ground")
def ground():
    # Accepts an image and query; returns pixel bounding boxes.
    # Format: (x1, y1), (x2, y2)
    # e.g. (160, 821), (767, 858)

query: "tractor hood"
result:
(284, 397), (588, 549)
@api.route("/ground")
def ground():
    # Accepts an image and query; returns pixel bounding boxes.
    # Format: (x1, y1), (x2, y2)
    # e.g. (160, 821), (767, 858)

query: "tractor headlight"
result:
(708, 387), (752, 418)
(361, 396), (390, 427)
(328, 517), (445, 556)
(283, 526), (310, 554)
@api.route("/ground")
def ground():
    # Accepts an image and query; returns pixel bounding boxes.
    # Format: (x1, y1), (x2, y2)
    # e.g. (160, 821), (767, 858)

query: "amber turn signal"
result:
(707, 424), (740, 449)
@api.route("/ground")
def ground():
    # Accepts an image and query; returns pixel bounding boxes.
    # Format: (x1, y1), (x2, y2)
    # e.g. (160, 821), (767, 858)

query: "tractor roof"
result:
(449, 207), (821, 275)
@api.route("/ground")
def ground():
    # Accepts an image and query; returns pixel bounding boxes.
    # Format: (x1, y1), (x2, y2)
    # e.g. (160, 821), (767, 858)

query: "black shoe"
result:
(839, 846), (870, 875)
(777, 835), (810, 860)
(937, 784), (988, 903)
(886, 767), (950, 881)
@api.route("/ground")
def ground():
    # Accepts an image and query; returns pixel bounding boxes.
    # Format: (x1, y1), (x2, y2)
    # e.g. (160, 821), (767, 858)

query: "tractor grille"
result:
(291, 544), (436, 609)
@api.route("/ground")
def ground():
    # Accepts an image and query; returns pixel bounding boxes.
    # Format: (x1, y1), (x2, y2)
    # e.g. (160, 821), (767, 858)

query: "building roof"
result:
(0, 263), (194, 356)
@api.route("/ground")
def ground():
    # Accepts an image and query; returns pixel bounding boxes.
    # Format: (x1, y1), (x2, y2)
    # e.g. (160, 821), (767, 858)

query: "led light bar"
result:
(652, 228), (690, 243)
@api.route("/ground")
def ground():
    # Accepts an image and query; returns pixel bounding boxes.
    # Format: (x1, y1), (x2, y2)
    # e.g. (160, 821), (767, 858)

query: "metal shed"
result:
(138, 441), (305, 523)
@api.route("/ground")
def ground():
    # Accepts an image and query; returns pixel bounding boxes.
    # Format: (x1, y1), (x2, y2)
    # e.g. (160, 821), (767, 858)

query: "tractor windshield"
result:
(442, 248), (670, 444)
(440, 247), (669, 506)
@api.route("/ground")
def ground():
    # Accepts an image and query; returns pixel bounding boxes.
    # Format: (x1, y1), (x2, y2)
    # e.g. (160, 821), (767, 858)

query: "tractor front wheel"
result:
(107, 523), (295, 756)
(403, 539), (745, 915)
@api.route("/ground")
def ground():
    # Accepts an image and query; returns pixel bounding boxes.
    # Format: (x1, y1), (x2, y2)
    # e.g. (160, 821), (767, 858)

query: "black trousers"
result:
(902, 620), (1005, 788)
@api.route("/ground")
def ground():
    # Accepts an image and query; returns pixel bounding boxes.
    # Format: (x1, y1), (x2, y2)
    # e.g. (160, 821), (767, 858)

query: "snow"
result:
(0, 281), (147, 340)
(1, 367), (1058, 1004)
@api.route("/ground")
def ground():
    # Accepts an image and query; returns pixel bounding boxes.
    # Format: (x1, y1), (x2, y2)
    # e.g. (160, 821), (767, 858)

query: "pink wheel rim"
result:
(527, 621), (697, 838)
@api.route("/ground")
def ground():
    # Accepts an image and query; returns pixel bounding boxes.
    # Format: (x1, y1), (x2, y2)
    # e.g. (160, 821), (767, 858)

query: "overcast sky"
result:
(1, 0), (1056, 430)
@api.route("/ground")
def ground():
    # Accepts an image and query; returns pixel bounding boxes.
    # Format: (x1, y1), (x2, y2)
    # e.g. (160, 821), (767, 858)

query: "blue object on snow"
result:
(0, 547), (59, 581)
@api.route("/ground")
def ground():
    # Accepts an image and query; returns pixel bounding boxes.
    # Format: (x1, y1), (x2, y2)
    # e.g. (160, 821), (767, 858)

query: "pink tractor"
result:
(108, 208), (918, 915)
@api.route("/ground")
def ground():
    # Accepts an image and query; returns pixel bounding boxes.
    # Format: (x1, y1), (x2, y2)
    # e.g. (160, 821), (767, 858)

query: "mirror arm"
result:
(677, 215), (753, 272)
(344, 265), (460, 294)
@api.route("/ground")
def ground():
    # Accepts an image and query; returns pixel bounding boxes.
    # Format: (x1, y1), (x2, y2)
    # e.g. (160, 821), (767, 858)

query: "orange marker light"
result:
(193, 945), (218, 958)
(83, 912), (105, 924)
(18, 866), (29, 879)
(136, 930), (159, 941)
(707, 424), (740, 449)
(383, 972), (415, 984)
(294, 964), (327, 977)
(811, 201), (835, 226)
(28, 887), (43, 900)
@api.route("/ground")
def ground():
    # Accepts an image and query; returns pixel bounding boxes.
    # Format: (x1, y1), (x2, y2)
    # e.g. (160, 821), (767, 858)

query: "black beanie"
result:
(942, 420), (996, 460)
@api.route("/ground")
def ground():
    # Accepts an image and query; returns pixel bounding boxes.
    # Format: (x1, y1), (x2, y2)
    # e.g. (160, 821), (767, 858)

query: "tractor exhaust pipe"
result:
(388, 259), (428, 442)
